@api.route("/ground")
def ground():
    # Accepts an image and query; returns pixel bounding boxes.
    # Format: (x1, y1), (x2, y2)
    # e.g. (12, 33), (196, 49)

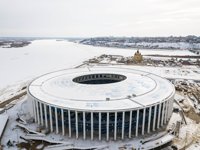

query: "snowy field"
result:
(0, 39), (199, 104)
(0, 39), (200, 149)
(0, 39), (197, 89)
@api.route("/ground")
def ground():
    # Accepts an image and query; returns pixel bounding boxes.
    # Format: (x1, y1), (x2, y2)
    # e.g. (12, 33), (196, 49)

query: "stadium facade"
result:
(28, 66), (175, 141)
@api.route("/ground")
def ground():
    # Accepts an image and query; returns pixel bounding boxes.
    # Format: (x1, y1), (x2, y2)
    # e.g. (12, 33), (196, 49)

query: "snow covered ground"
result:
(1, 95), (174, 150)
(1, 39), (198, 103)
(0, 40), (101, 89)
(0, 39), (200, 149)
(0, 39), (197, 89)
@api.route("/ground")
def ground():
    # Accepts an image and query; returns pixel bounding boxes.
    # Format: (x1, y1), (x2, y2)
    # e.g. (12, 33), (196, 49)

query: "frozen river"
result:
(0, 39), (197, 89)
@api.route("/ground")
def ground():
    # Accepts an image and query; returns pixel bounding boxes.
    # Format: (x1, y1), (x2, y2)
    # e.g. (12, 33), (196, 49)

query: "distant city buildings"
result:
(79, 36), (200, 50)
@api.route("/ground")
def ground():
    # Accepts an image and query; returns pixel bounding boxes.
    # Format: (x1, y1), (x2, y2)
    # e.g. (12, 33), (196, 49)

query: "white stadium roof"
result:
(28, 66), (175, 111)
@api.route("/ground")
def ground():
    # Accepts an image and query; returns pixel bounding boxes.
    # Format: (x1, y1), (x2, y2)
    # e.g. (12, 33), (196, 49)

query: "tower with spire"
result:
(133, 49), (143, 63)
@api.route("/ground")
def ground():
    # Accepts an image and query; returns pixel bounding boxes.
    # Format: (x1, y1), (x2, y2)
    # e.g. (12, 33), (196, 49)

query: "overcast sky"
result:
(0, 0), (200, 37)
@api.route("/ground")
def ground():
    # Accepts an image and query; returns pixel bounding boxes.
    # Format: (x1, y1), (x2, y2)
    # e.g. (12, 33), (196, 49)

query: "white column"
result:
(83, 112), (86, 140)
(39, 102), (44, 126)
(166, 100), (170, 121)
(36, 101), (40, 125)
(114, 112), (117, 140)
(136, 109), (139, 137)
(171, 98), (174, 114)
(167, 100), (172, 120)
(153, 105), (157, 131)
(99, 112), (101, 140)
(172, 98), (174, 114)
(129, 111), (132, 138)
(169, 98), (174, 119)
(164, 101), (168, 124)
(44, 104), (48, 128)
(91, 112), (93, 140)
(49, 106), (53, 132)
(142, 108), (146, 135)
(61, 109), (65, 136)
(165, 101), (169, 123)
(161, 102), (165, 126)
(68, 110), (71, 137)
(75, 111), (78, 139)
(33, 100), (37, 122)
(122, 112), (125, 140)
(147, 107), (152, 133)
(168, 99), (172, 119)
(157, 103), (161, 128)
(55, 107), (58, 134)
(106, 112), (109, 141)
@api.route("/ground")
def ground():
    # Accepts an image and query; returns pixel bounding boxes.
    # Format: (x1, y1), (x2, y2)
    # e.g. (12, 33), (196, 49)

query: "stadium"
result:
(28, 66), (175, 141)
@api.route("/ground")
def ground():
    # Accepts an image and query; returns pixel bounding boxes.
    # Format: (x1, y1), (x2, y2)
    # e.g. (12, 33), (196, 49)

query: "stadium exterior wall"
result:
(28, 96), (174, 140)
(28, 67), (175, 141)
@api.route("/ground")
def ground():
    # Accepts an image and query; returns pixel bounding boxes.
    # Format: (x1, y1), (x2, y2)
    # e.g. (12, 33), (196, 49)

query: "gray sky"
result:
(0, 0), (200, 37)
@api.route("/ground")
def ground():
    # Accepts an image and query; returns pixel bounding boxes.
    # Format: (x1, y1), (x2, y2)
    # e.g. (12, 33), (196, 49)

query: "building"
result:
(133, 50), (143, 63)
(28, 66), (175, 141)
